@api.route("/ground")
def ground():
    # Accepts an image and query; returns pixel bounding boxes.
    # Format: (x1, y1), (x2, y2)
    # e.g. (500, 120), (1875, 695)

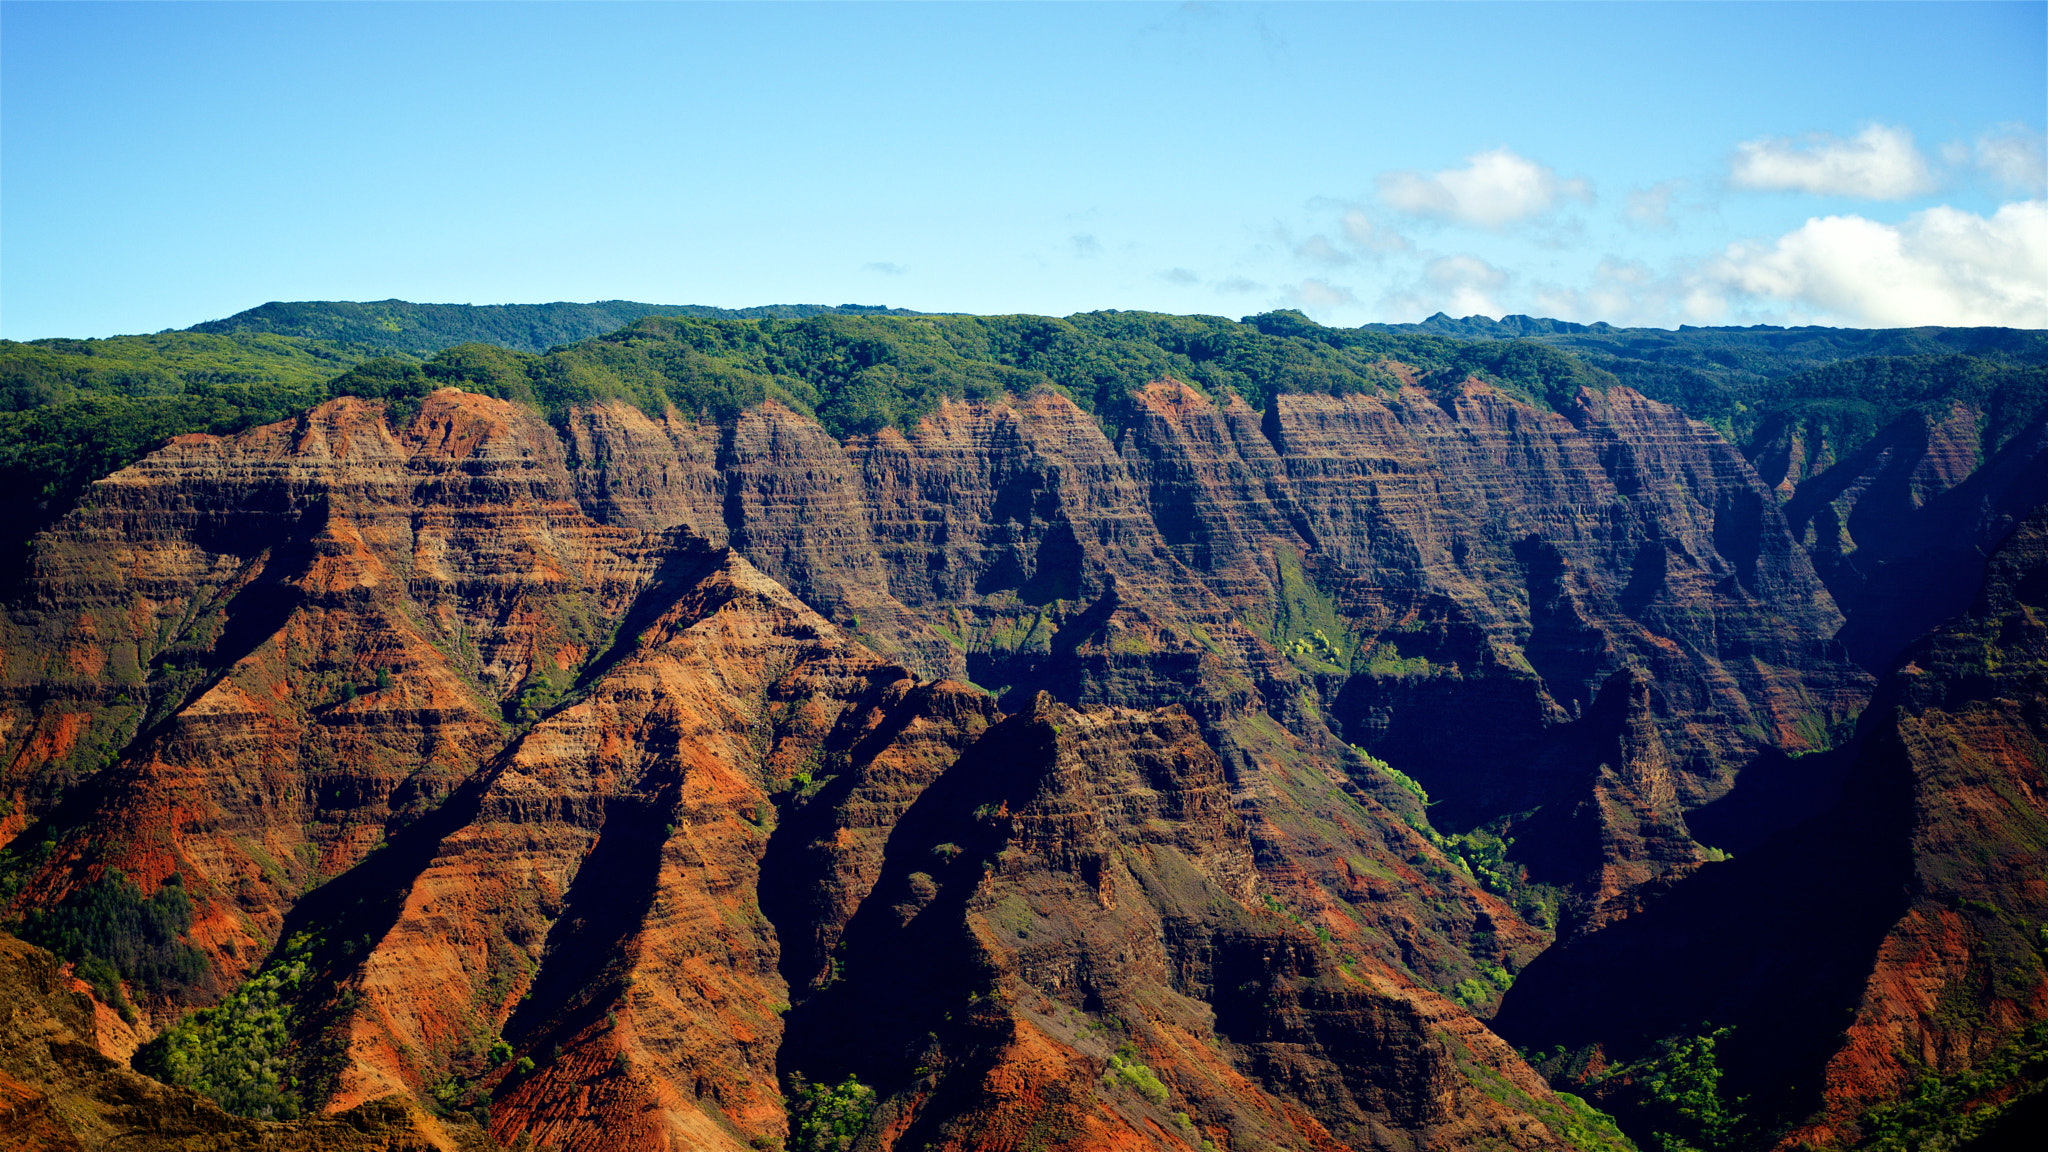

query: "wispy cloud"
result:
(1379, 254), (1511, 320)
(1967, 126), (2047, 194)
(1529, 258), (1722, 328)
(1704, 200), (2048, 327)
(1287, 278), (1358, 313)
(1071, 233), (1102, 258)
(1215, 276), (1265, 295)
(1338, 210), (1413, 254)
(1294, 235), (1353, 265)
(1159, 267), (1200, 285)
(1729, 124), (1935, 200)
(1378, 148), (1592, 229)
(1625, 180), (1686, 230)
(862, 261), (908, 276)
(1424, 255), (1508, 315)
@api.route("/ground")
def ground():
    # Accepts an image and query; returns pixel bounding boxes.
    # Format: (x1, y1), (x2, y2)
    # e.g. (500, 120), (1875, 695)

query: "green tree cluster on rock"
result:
(8, 869), (208, 1017)
(1106, 1042), (1172, 1105)
(1742, 354), (2048, 463)
(1549, 1027), (1748, 1152)
(1852, 1020), (2048, 1152)
(134, 934), (318, 1120)
(785, 1072), (878, 1152)
(0, 331), (372, 580)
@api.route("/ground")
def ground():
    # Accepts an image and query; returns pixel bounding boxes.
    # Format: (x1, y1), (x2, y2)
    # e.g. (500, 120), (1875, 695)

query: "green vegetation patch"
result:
(9, 868), (207, 1016)
(1446, 1027), (1636, 1152)
(1542, 1027), (1753, 1152)
(134, 932), (318, 1120)
(188, 299), (921, 356)
(0, 331), (369, 571)
(1248, 546), (1355, 674)
(1743, 354), (2048, 464)
(1852, 1020), (2048, 1152)
(786, 1072), (879, 1152)
(1106, 1043), (1172, 1105)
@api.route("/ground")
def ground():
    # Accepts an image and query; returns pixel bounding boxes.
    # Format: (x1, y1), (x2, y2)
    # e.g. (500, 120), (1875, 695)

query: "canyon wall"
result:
(1, 371), (2019, 1152)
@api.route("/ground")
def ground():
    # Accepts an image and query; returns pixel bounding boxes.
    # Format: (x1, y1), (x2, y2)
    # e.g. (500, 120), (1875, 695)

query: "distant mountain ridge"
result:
(1383, 309), (2043, 352)
(187, 298), (929, 355)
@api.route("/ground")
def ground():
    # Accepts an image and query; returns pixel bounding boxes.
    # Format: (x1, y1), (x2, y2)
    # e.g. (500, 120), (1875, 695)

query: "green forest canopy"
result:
(187, 299), (929, 357)
(3, 304), (2043, 585)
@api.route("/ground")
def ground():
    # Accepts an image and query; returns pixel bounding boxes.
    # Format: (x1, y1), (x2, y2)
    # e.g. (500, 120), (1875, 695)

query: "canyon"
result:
(0, 309), (2041, 1152)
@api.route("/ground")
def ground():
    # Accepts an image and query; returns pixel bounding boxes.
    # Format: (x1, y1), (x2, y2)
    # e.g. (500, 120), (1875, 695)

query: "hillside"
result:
(187, 299), (931, 356)
(0, 302), (2040, 1152)
(1495, 507), (2048, 1150)
(1376, 315), (2048, 455)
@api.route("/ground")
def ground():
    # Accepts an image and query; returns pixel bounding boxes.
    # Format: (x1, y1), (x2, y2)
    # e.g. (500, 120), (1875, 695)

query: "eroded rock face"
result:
(1, 394), (658, 993)
(562, 381), (1869, 919)
(1492, 508), (2048, 1148)
(0, 931), (486, 1151)
(783, 696), (1594, 1152)
(0, 387), (1613, 1147)
(1771, 405), (2048, 672)
(0, 380), (1891, 1151)
(1792, 507), (2048, 1145)
(331, 549), (1004, 1152)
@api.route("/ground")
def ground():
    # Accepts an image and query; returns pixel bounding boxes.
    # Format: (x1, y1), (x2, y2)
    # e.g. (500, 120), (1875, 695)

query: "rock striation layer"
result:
(0, 389), (1645, 1152)
(1761, 404), (2048, 672)
(1493, 507), (2048, 1148)
(0, 930), (488, 1151)
(560, 379), (1870, 919)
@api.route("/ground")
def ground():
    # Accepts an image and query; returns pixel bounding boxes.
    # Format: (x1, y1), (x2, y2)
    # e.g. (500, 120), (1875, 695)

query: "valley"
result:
(0, 303), (2041, 1152)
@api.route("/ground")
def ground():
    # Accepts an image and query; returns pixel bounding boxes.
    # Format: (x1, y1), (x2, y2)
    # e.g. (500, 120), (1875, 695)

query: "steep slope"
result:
(1763, 405), (2048, 673)
(2, 306), (2039, 1152)
(304, 543), (1000, 1151)
(1, 391), (659, 1008)
(783, 694), (1621, 1152)
(0, 930), (488, 1151)
(1492, 507), (2048, 1150)
(0, 389), (1612, 1152)
(560, 375), (1868, 926)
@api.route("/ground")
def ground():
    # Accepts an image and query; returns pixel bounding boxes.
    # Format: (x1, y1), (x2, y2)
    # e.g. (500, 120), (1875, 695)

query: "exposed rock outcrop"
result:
(784, 696), (1611, 1152)
(1, 393), (662, 1004)
(1492, 507), (2048, 1148)
(561, 380), (1870, 917)
(1769, 405), (2048, 672)
(0, 390), (1627, 1151)
(0, 930), (489, 1151)
(0, 376), (1913, 1151)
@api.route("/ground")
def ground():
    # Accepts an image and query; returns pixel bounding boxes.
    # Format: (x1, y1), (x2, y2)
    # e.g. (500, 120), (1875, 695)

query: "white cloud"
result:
(1295, 235), (1353, 265)
(1377, 148), (1592, 229)
(1159, 267), (1200, 285)
(1707, 200), (2048, 327)
(1288, 279), (1358, 312)
(1379, 254), (1510, 320)
(862, 261), (908, 276)
(1215, 276), (1264, 295)
(1626, 180), (1685, 230)
(1729, 124), (1935, 200)
(1972, 127), (2047, 194)
(1339, 209), (1413, 254)
(1425, 255), (1508, 315)
(1528, 258), (1731, 328)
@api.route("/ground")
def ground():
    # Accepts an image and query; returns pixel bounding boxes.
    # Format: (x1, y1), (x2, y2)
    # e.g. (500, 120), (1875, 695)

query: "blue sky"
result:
(3, 1), (2043, 339)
